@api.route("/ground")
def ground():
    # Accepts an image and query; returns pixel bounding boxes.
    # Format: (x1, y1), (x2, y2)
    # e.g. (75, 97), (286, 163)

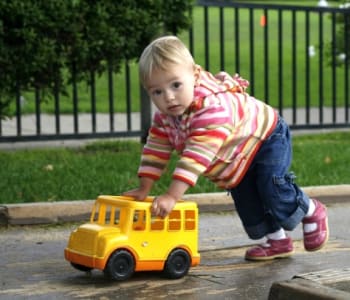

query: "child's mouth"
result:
(168, 105), (181, 112)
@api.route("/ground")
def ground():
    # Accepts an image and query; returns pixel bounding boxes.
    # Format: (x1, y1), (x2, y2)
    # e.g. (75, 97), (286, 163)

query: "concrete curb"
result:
(269, 278), (350, 300)
(1, 184), (350, 226)
(269, 269), (350, 300)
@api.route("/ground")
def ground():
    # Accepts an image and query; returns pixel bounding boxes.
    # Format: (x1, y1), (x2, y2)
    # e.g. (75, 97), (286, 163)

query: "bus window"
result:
(112, 207), (120, 225)
(185, 210), (196, 230)
(133, 210), (146, 230)
(168, 210), (181, 231)
(104, 206), (121, 225)
(105, 206), (111, 225)
(91, 202), (108, 225)
(151, 216), (164, 231)
(91, 202), (100, 223)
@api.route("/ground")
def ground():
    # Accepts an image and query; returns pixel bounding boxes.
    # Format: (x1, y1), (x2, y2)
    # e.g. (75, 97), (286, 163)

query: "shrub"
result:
(326, 0), (350, 67)
(0, 0), (193, 118)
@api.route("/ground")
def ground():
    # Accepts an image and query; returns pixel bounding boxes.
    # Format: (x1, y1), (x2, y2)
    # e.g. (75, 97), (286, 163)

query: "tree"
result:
(326, 1), (350, 67)
(0, 0), (193, 118)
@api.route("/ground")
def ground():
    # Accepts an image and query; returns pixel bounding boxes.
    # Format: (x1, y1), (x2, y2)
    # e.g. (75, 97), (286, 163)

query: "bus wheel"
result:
(163, 248), (191, 279)
(104, 250), (135, 281)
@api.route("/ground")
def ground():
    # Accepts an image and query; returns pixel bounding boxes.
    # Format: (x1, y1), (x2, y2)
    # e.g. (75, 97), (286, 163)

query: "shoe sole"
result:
(245, 250), (295, 261)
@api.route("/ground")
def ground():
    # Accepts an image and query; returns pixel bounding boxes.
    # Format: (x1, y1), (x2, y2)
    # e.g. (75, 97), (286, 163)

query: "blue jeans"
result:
(229, 116), (310, 240)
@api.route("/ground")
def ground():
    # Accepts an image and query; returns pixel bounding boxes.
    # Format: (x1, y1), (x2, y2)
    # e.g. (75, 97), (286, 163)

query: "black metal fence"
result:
(193, 0), (350, 130)
(1, 1), (349, 143)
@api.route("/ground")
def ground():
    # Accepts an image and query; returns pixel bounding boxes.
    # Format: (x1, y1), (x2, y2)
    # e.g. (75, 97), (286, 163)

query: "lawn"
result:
(1, 131), (349, 204)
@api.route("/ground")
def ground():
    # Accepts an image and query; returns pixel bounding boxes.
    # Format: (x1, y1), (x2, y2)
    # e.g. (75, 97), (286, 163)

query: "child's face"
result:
(145, 63), (199, 117)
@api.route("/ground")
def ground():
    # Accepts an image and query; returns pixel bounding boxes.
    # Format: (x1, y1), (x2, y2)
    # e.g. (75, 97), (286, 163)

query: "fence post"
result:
(140, 86), (151, 144)
(345, 9), (350, 122)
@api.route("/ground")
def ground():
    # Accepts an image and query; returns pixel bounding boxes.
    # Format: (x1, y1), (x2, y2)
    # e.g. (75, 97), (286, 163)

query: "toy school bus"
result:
(64, 195), (200, 281)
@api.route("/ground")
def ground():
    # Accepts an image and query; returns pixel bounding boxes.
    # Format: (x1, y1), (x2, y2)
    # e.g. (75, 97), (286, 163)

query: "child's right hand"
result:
(123, 188), (148, 201)
(123, 177), (154, 200)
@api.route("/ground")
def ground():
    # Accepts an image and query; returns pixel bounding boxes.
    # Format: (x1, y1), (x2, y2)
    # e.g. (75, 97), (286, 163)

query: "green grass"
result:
(12, 2), (347, 115)
(1, 131), (349, 204)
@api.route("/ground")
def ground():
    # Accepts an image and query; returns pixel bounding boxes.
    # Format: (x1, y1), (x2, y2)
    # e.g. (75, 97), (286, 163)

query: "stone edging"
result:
(1, 185), (349, 226)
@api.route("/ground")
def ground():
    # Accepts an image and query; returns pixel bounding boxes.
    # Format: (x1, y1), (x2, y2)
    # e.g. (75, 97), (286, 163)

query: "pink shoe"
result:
(302, 199), (329, 251)
(245, 237), (294, 261)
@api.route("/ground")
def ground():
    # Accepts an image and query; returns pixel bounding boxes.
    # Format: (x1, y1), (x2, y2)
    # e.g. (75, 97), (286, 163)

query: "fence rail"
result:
(1, 1), (349, 143)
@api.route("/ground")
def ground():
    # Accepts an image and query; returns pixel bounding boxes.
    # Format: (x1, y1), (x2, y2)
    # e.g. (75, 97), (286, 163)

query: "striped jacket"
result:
(138, 68), (278, 189)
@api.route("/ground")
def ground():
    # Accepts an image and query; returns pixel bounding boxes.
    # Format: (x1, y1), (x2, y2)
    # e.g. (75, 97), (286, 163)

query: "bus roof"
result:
(96, 195), (198, 210)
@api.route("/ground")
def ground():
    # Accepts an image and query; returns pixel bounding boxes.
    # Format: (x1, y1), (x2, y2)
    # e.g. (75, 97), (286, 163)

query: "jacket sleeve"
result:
(172, 98), (233, 186)
(137, 113), (173, 180)
(214, 72), (250, 93)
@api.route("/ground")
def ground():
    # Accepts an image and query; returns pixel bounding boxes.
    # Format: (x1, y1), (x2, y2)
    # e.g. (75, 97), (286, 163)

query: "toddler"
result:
(124, 35), (328, 260)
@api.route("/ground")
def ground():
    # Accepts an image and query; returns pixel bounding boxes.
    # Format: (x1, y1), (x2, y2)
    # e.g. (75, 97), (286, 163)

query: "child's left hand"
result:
(151, 194), (177, 218)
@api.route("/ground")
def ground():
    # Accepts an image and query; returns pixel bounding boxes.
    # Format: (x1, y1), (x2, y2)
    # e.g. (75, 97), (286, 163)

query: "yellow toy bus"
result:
(64, 195), (200, 281)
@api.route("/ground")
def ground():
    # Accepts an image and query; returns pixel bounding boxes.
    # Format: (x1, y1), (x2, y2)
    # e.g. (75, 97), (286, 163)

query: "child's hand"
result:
(152, 194), (177, 218)
(123, 177), (154, 200)
(123, 188), (148, 201)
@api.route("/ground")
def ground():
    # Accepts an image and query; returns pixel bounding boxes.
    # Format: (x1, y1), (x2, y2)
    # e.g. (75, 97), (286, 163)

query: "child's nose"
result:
(165, 90), (175, 102)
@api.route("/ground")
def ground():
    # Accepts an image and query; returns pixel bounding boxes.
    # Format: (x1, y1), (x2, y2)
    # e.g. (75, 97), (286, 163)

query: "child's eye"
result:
(152, 89), (162, 96)
(172, 82), (182, 89)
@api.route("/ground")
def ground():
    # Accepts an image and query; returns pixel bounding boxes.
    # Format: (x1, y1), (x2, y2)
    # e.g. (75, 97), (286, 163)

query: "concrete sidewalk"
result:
(1, 185), (350, 299)
(2, 201), (350, 299)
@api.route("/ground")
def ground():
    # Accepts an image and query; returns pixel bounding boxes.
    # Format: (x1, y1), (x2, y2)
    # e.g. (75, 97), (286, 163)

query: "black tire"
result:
(71, 262), (93, 272)
(163, 248), (191, 279)
(104, 250), (135, 281)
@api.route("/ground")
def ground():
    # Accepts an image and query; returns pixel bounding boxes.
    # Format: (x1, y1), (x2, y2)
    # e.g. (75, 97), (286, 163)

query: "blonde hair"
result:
(139, 35), (195, 87)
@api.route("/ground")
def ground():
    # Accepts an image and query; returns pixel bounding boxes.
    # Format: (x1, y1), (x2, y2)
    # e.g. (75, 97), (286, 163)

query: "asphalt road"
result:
(1, 202), (350, 300)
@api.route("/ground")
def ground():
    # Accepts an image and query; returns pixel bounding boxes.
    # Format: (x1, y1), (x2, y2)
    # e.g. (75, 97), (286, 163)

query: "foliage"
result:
(326, 1), (350, 67)
(0, 0), (193, 118)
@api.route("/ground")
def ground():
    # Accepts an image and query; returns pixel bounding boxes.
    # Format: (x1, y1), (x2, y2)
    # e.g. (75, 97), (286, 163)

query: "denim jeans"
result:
(229, 116), (310, 240)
